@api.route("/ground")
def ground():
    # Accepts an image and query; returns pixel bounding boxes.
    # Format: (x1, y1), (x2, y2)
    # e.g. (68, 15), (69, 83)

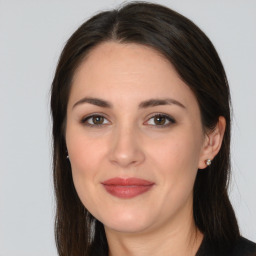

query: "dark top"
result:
(196, 236), (256, 256)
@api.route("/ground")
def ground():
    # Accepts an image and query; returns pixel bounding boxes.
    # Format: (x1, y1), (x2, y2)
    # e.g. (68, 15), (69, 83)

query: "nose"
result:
(108, 124), (145, 168)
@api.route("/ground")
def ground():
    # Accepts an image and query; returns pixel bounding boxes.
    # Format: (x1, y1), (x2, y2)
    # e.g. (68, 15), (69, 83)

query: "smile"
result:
(101, 177), (155, 199)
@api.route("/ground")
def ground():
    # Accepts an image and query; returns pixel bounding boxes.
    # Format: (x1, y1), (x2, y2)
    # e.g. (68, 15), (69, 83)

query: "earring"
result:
(206, 159), (211, 166)
(66, 155), (69, 159)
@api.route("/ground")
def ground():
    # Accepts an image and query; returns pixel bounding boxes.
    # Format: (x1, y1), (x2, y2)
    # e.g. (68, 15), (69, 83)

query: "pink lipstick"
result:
(101, 177), (154, 199)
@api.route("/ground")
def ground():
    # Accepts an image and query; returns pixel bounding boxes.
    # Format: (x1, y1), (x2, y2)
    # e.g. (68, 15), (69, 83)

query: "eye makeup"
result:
(80, 112), (176, 129)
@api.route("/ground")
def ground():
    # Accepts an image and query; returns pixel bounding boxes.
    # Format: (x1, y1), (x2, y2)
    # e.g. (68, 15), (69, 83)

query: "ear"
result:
(198, 116), (226, 169)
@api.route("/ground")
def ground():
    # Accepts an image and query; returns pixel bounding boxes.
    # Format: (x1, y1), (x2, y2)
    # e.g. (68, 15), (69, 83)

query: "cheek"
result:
(149, 129), (202, 202)
(65, 127), (107, 203)
(67, 138), (110, 222)
(149, 129), (202, 173)
(70, 139), (102, 173)
(66, 122), (106, 172)
(67, 135), (107, 192)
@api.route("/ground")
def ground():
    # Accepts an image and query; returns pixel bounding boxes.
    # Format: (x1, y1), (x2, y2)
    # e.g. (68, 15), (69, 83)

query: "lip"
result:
(101, 177), (155, 199)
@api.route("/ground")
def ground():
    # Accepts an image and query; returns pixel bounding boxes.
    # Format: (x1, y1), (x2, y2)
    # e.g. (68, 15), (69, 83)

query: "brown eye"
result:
(81, 115), (110, 127)
(154, 115), (166, 125)
(146, 114), (176, 127)
(92, 116), (104, 125)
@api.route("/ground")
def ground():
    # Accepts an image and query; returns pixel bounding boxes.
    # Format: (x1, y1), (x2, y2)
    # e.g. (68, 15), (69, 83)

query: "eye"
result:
(145, 114), (175, 127)
(81, 114), (110, 127)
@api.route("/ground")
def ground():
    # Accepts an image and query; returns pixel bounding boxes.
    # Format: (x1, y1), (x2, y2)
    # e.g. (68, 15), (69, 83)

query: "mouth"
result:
(101, 177), (155, 199)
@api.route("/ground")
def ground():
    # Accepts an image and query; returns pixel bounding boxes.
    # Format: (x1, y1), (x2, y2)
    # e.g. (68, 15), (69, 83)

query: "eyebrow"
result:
(72, 97), (186, 109)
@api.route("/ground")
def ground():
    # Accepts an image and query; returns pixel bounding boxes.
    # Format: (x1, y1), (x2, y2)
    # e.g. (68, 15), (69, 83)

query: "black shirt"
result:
(196, 236), (256, 256)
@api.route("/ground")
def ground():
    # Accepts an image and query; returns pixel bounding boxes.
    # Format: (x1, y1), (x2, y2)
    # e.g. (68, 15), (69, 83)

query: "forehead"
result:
(69, 41), (198, 110)
(73, 42), (172, 84)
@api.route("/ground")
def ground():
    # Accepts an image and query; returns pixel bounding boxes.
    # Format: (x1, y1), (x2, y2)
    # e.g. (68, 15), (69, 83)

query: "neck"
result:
(105, 204), (203, 256)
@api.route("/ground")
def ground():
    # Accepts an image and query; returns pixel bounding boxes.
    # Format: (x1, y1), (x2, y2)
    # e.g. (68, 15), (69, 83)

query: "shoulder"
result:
(196, 236), (256, 256)
(231, 236), (256, 256)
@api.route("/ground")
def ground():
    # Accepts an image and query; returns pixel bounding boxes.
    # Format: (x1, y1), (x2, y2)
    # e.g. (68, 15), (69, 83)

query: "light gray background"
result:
(0, 0), (255, 255)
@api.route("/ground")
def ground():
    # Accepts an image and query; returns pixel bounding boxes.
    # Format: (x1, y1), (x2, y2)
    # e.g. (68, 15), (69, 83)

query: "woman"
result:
(50, 2), (256, 255)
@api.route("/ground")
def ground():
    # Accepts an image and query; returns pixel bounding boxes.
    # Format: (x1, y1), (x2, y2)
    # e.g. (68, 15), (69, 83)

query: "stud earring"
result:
(206, 159), (211, 166)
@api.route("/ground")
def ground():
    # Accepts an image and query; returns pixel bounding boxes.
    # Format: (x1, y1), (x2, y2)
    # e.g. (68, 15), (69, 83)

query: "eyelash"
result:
(80, 113), (176, 128)
(146, 113), (176, 128)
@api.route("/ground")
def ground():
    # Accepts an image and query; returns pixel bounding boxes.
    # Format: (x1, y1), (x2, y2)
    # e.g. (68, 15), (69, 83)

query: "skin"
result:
(65, 41), (226, 256)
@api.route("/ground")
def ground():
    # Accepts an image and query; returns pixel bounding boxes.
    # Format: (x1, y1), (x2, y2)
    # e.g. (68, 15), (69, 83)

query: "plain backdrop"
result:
(0, 0), (255, 255)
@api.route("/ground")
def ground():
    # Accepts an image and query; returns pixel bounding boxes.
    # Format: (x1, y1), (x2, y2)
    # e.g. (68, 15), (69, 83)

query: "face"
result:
(65, 42), (208, 234)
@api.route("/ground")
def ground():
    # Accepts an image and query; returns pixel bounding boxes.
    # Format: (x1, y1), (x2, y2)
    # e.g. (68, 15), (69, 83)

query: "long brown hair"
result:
(50, 1), (240, 255)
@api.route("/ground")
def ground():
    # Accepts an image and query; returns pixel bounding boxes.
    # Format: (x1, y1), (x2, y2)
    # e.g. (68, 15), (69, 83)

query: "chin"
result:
(98, 210), (153, 233)
(104, 220), (151, 234)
